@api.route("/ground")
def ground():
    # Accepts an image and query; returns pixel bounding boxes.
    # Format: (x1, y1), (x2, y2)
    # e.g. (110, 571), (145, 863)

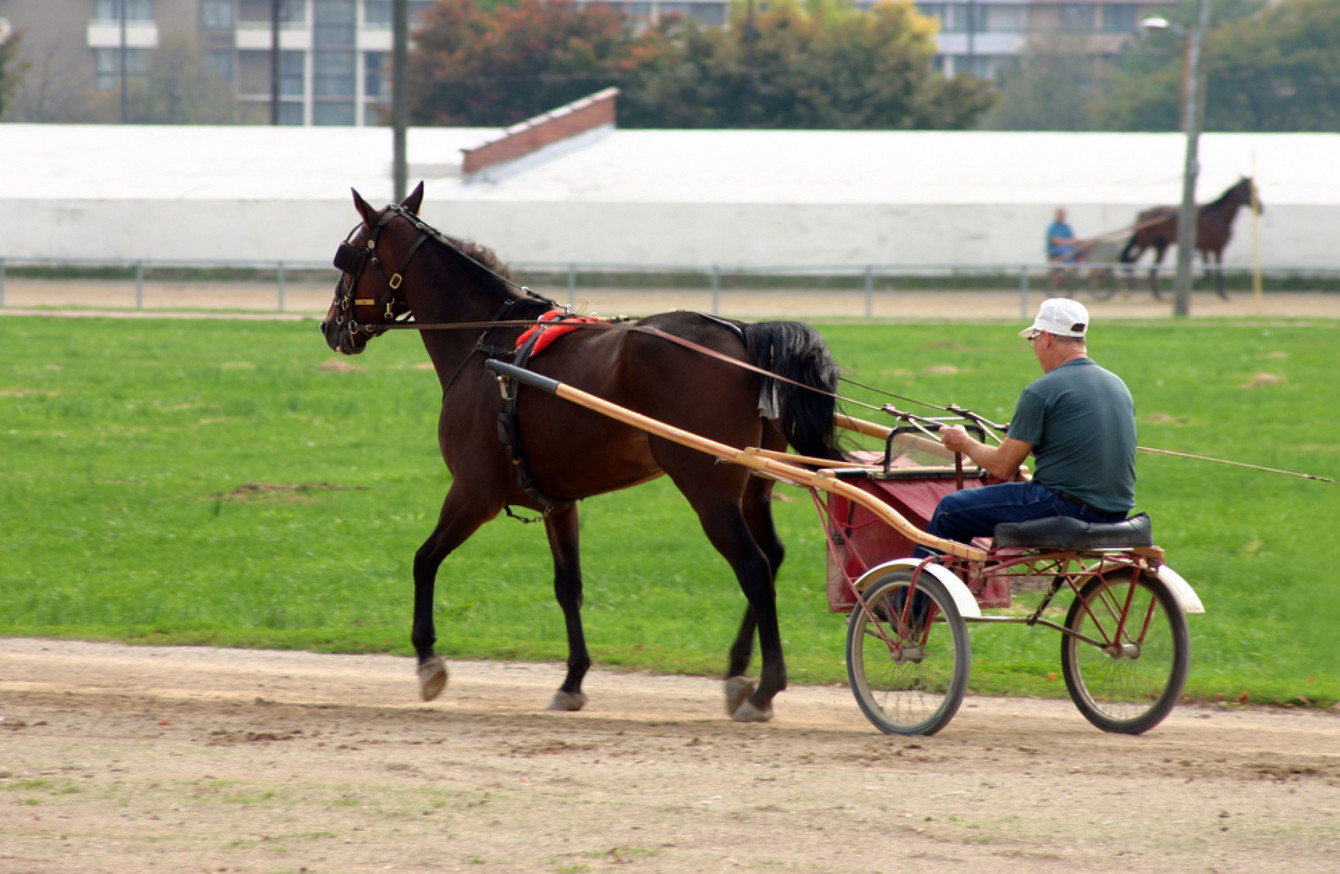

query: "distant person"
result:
(1046, 207), (1083, 289)
(917, 298), (1137, 554)
(1046, 207), (1079, 263)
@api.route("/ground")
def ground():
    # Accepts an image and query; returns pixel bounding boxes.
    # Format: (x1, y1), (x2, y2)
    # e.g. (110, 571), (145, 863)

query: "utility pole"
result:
(119, 0), (128, 123)
(393, 0), (408, 201)
(1172, 0), (1210, 317)
(270, 0), (283, 125)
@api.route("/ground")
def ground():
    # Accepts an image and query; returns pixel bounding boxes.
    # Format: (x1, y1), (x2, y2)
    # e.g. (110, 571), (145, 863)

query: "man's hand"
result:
(939, 425), (1033, 481)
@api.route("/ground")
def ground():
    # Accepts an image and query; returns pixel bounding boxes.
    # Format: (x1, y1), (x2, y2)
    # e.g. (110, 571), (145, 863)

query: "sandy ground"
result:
(2, 639), (1339, 874)
(1, 277), (1337, 321)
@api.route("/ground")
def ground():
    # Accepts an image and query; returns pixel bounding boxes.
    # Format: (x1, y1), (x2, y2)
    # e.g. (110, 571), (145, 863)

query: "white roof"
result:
(5, 124), (1335, 207)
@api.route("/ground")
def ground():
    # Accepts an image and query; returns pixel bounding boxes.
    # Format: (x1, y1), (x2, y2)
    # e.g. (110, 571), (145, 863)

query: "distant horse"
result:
(1118, 176), (1262, 300)
(320, 183), (843, 723)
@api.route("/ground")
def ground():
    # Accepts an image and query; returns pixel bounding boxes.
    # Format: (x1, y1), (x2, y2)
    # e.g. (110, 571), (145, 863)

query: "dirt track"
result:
(2, 639), (1338, 873)
(2, 277), (1338, 321)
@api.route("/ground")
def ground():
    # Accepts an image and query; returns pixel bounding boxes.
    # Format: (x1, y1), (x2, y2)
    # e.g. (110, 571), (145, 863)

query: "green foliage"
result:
(1096, 0), (1339, 132)
(409, 0), (642, 126)
(0, 27), (27, 120)
(407, 0), (995, 130)
(1, 315), (1337, 709)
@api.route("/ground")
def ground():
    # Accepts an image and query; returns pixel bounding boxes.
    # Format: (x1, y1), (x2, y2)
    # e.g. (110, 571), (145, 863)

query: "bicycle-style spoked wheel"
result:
(845, 568), (971, 735)
(1061, 572), (1189, 734)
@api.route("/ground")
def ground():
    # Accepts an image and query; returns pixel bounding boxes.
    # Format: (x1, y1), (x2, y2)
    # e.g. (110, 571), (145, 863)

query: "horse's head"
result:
(1235, 176), (1264, 215)
(321, 182), (426, 355)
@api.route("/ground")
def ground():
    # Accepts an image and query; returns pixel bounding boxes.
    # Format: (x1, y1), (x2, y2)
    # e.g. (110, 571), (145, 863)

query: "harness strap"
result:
(495, 328), (575, 513)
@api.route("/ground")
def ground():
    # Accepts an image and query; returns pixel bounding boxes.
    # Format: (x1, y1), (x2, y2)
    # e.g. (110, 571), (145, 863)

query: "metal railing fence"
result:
(2, 256), (1338, 318)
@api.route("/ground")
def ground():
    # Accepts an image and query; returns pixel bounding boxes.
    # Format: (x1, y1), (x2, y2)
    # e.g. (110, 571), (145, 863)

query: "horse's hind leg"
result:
(544, 505), (590, 711)
(412, 486), (496, 701)
(1149, 243), (1169, 300)
(725, 473), (786, 716)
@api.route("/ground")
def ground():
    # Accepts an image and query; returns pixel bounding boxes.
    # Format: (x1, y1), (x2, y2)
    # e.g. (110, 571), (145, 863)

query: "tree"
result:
(975, 38), (1105, 131)
(0, 26), (28, 120)
(408, 0), (994, 130)
(408, 0), (641, 126)
(1095, 0), (1340, 132)
(126, 36), (237, 124)
(623, 0), (994, 129)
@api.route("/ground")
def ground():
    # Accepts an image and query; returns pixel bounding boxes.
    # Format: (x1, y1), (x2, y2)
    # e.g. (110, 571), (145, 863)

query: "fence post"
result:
(864, 266), (873, 318)
(136, 261), (144, 309)
(711, 265), (720, 315)
(278, 261), (287, 312)
(0, 258), (5, 307)
(567, 263), (576, 308)
(1020, 266), (1030, 319)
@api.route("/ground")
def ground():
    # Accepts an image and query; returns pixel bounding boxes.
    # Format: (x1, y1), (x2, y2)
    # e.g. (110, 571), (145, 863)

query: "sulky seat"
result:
(993, 512), (1153, 550)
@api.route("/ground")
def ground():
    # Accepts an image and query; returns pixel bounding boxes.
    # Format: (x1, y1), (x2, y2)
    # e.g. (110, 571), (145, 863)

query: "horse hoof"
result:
(547, 690), (588, 712)
(724, 675), (756, 717)
(418, 656), (448, 701)
(731, 699), (774, 723)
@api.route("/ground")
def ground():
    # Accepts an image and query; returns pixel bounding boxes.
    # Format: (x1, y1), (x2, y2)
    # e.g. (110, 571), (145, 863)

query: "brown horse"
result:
(1119, 176), (1263, 300)
(320, 183), (843, 722)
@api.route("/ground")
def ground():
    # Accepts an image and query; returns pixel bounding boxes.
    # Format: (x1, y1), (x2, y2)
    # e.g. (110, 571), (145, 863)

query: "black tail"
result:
(1118, 233), (1139, 264)
(743, 321), (843, 461)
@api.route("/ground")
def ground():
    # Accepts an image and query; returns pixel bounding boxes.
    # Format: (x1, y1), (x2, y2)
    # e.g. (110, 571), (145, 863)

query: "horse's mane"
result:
(1208, 178), (1251, 209)
(447, 236), (513, 282)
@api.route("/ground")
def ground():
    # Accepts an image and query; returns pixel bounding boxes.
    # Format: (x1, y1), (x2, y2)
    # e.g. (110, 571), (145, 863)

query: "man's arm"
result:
(940, 425), (1032, 481)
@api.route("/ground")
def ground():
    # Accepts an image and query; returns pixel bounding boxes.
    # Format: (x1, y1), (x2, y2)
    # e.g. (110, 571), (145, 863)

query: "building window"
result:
(364, 51), (390, 99)
(1100, 4), (1135, 34)
(1059, 4), (1093, 34)
(922, 3), (987, 35)
(314, 0), (357, 46)
(280, 50), (305, 96)
(204, 50), (235, 81)
(314, 100), (356, 125)
(94, 47), (149, 91)
(202, 0), (234, 29)
(687, 3), (726, 26)
(314, 49), (356, 97)
(96, 0), (155, 21)
(985, 5), (1026, 33)
(280, 100), (304, 125)
(365, 0), (391, 27)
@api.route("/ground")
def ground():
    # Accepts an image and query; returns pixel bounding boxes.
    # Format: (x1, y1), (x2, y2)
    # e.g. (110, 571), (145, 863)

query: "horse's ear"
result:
(351, 188), (378, 230)
(403, 181), (425, 215)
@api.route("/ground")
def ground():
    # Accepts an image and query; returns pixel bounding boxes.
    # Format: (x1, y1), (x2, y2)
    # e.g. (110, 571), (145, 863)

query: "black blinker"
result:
(334, 242), (366, 274)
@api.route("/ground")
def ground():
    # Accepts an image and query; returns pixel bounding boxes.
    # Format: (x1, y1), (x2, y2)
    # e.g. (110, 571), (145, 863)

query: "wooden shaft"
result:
(549, 383), (987, 561)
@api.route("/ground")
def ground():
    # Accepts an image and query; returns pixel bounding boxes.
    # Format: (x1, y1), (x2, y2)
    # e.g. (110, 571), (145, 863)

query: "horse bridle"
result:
(331, 205), (428, 340)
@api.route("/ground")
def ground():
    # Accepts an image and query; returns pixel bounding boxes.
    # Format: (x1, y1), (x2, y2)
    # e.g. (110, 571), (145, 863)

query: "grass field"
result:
(1, 313), (1337, 709)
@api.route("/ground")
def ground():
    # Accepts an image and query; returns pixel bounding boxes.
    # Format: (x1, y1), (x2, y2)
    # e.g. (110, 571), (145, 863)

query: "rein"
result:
(335, 205), (1331, 486)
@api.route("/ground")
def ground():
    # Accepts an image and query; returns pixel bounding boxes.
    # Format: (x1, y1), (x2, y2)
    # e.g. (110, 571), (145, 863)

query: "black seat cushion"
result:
(993, 512), (1153, 550)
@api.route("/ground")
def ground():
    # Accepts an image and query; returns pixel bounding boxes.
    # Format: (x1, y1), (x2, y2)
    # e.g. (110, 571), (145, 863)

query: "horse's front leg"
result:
(544, 505), (590, 711)
(412, 486), (496, 701)
(1211, 252), (1229, 300)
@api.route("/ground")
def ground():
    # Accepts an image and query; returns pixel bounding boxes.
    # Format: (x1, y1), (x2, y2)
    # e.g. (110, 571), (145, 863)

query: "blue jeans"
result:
(914, 480), (1126, 557)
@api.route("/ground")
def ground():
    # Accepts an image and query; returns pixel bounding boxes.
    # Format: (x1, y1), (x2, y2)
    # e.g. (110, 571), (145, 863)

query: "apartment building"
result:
(0, 0), (432, 124)
(0, 0), (1172, 125)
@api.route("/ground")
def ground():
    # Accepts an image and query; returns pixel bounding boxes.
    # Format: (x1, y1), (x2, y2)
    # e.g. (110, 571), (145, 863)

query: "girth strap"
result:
(494, 329), (574, 513)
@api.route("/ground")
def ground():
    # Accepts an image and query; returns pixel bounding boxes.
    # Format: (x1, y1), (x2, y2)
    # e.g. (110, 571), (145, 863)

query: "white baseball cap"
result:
(1020, 298), (1089, 338)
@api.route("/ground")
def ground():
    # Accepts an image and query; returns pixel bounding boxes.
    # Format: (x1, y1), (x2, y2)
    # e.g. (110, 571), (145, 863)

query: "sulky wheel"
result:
(1061, 571), (1190, 734)
(845, 568), (971, 736)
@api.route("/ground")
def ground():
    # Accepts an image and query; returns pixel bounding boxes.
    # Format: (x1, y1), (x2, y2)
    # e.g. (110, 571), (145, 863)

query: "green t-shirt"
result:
(1007, 358), (1137, 514)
